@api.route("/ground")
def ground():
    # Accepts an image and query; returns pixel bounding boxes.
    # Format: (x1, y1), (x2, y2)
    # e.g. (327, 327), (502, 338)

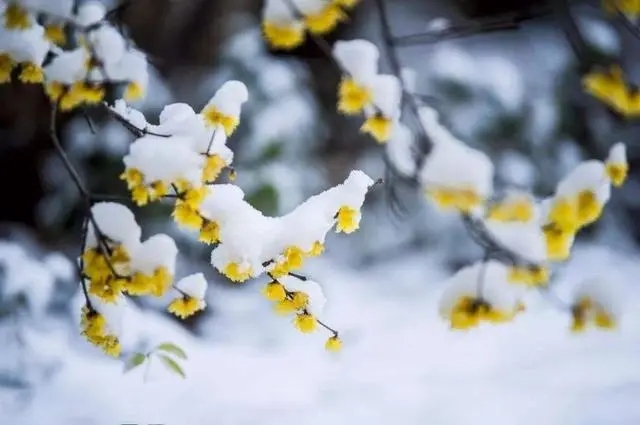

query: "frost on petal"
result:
(332, 39), (380, 83)
(87, 202), (141, 251)
(175, 273), (208, 300)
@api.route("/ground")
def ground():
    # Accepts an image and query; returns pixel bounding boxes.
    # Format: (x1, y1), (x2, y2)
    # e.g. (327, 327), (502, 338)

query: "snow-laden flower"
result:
(438, 261), (525, 330)
(547, 160), (610, 233)
(168, 273), (208, 319)
(206, 170), (374, 283)
(2, 2), (34, 30)
(418, 106), (494, 213)
(486, 191), (535, 223)
(201, 80), (249, 136)
(261, 0), (306, 50)
(570, 278), (619, 332)
(81, 294), (126, 357)
(605, 142), (628, 187)
(333, 39), (379, 115)
(295, 0), (346, 35)
(128, 234), (178, 297)
(0, 22), (50, 83)
(360, 74), (402, 143)
(484, 220), (549, 286)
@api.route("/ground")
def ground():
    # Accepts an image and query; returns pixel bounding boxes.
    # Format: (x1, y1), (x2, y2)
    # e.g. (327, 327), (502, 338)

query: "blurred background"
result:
(1, 0), (640, 424)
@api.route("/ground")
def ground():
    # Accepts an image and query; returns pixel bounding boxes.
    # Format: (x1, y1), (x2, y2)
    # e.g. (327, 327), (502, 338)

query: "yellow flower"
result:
(448, 296), (515, 330)
(4, 2), (31, 30)
(360, 114), (392, 143)
(269, 260), (290, 279)
(126, 272), (155, 296)
(148, 180), (169, 202)
(124, 81), (144, 101)
(290, 291), (309, 310)
(325, 335), (343, 352)
(262, 21), (305, 50)
(18, 62), (44, 84)
(294, 312), (317, 333)
(184, 186), (207, 209)
(570, 295), (617, 332)
(605, 162), (628, 187)
(307, 241), (325, 257)
(88, 276), (127, 303)
(80, 306), (121, 357)
(0, 53), (14, 83)
(44, 23), (66, 45)
(203, 154), (226, 182)
(427, 187), (482, 213)
(223, 262), (253, 283)
(543, 223), (574, 261)
(150, 266), (173, 297)
(337, 77), (372, 115)
(507, 266), (549, 287)
(172, 201), (204, 229)
(582, 65), (632, 116)
(274, 298), (297, 315)
(548, 197), (578, 232)
(283, 246), (305, 270)
(262, 281), (287, 302)
(487, 197), (534, 222)
(336, 206), (360, 233)
(576, 190), (602, 227)
(132, 185), (150, 206)
(304, 3), (346, 35)
(199, 220), (221, 244)
(201, 105), (239, 136)
(168, 296), (204, 319)
(120, 168), (144, 189)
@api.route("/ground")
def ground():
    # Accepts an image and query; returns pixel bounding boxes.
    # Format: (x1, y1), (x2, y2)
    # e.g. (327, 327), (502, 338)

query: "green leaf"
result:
(158, 354), (186, 379)
(123, 353), (146, 373)
(156, 342), (187, 360)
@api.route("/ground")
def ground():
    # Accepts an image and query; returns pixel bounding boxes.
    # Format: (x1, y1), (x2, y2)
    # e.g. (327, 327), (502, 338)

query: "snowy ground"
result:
(1, 243), (640, 425)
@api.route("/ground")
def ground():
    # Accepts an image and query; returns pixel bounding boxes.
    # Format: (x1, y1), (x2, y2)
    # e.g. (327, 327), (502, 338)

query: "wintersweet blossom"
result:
(332, 39), (402, 143)
(605, 142), (628, 187)
(418, 106), (494, 213)
(570, 278), (619, 332)
(168, 273), (208, 319)
(438, 261), (525, 330)
(261, 0), (359, 50)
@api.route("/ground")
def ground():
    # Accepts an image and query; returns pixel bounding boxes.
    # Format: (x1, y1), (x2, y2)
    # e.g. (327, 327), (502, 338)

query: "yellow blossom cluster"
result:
(448, 296), (522, 330)
(2, 1), (148, 111)
(262, 0), (360, 50)
(570, 295), (616, 332)
(80, 306), (121, 357)
(582, 65), (640, 117)
(261, 278), (342, 351)
(602, 0), (640, 17)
